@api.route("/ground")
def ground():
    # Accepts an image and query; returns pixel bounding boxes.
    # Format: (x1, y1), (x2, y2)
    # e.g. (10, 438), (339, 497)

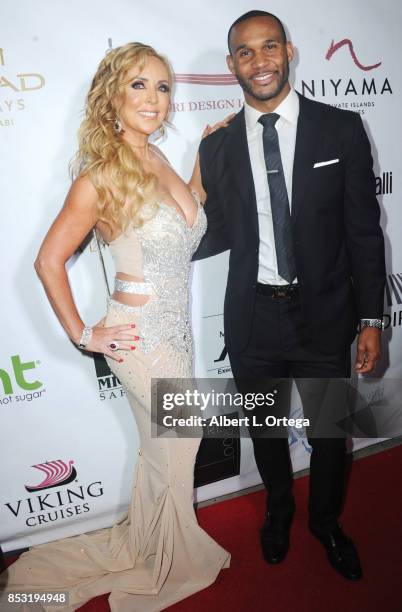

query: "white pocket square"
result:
(313, 159), (340, 168)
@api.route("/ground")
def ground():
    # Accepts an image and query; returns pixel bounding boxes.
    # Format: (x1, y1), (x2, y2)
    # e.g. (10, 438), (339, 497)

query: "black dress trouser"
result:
(228, 288), (351, 536)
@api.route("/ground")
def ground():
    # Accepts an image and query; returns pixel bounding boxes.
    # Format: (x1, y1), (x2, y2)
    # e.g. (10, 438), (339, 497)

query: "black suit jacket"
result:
(193, 93), (386, 355)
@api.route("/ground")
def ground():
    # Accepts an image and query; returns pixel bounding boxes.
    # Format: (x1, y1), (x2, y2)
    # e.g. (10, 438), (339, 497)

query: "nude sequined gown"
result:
(0, 198), (230, 611)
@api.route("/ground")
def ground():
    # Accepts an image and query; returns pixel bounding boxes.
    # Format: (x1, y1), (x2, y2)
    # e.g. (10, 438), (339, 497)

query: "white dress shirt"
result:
(244, 87), (299, 285)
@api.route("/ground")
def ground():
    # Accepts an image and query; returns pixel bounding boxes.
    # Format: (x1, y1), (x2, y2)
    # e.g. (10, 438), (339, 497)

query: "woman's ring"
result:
(109, 342), (120, 351)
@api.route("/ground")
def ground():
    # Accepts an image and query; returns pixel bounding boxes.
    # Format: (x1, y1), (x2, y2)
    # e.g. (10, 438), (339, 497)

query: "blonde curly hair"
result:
(71, 42), (173, 233)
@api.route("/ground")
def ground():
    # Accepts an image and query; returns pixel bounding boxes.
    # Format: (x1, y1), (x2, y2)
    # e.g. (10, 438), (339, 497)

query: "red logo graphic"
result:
(25, 459), (77, 492)
(174, 73), (238, 85)
(326, 39), (382, 71)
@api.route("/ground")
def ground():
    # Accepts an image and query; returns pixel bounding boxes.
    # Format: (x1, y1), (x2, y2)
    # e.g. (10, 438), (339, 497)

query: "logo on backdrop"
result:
(0, 354), (46, 406)
(0, 48), (46, 128)
(4, 458), (105, 528)
(171, 96), (243, 114)
(25, 460), (77, 492)
(300, 38), (391, 115)
(171, 65), (241, 114)
(376, 170), (392, 196)
(213, 343), (231, 375)
(325, 39), (382, 71)
(93, 353), (125, 401)
(200, 314), (231, 376)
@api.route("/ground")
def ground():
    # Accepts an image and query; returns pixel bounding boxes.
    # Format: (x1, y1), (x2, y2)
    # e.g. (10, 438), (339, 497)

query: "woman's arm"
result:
(34, 175), (137, 360)
(34, 175), (98, 343)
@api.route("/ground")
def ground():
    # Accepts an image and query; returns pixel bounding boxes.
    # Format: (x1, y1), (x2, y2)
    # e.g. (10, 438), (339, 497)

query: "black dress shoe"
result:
(260, 513), (293, 564)
(311, 524), (363, 580)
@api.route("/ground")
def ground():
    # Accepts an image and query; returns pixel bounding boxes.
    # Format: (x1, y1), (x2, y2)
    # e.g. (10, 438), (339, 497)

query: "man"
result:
(193, 10), (385, 580)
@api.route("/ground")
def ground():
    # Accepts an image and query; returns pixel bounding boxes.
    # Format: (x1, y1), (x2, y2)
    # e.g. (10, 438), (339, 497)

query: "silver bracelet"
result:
(78, 325), (93, 348)
(360, 318), (384, 330)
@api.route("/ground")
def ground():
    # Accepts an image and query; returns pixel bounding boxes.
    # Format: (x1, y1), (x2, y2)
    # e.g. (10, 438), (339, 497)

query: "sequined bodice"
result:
(107, 199), (207, 361)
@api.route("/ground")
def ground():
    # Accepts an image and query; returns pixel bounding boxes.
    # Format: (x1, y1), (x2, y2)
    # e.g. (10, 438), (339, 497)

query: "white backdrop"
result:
(1, 0), (401, 552)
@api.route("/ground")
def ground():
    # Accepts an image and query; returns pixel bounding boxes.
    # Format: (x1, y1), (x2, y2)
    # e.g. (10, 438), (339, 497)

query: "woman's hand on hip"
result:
(83, 322), (140, 362)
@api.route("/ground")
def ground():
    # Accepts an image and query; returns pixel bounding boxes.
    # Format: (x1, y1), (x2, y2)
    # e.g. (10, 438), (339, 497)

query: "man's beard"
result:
(235, 61), (289, 101)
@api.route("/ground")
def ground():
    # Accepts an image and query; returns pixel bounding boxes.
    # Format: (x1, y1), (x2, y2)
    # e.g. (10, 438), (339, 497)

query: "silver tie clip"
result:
(267, 169), (279, 174)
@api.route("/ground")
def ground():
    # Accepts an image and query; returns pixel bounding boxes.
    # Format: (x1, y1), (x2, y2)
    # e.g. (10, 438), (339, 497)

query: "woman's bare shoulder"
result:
(60, 174), (99, 219)
(70, 173), (98, 199)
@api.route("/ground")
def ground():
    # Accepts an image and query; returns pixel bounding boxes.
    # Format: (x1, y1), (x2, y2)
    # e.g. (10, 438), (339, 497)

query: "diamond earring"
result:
(114, 117), (123, 134)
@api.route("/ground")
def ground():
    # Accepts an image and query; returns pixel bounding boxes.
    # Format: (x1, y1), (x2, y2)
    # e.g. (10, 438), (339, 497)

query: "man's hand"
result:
(355, 327), (382, 373)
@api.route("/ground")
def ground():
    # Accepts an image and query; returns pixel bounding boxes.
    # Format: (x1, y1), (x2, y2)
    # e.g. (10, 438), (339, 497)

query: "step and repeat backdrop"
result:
(1, 0), (401, 552)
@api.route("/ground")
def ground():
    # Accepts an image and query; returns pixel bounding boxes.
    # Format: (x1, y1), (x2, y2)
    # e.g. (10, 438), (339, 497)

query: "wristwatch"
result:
(78, 325), (93, 348)
(360, 318), (384, 330)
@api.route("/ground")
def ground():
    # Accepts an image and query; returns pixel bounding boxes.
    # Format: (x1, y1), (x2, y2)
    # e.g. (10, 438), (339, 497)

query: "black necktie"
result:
(258, 113), (296, 284)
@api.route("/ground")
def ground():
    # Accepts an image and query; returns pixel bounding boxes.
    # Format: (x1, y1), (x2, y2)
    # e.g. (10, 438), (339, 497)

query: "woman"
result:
(1, 42), (230, 611)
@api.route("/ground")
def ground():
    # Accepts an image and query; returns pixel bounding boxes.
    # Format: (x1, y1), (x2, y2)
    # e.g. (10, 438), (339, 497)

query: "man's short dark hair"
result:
(227, 10), (287, 53)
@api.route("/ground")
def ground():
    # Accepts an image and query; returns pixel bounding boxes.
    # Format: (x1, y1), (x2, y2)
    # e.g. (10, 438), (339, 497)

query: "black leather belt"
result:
(256, 282), (299, 299)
